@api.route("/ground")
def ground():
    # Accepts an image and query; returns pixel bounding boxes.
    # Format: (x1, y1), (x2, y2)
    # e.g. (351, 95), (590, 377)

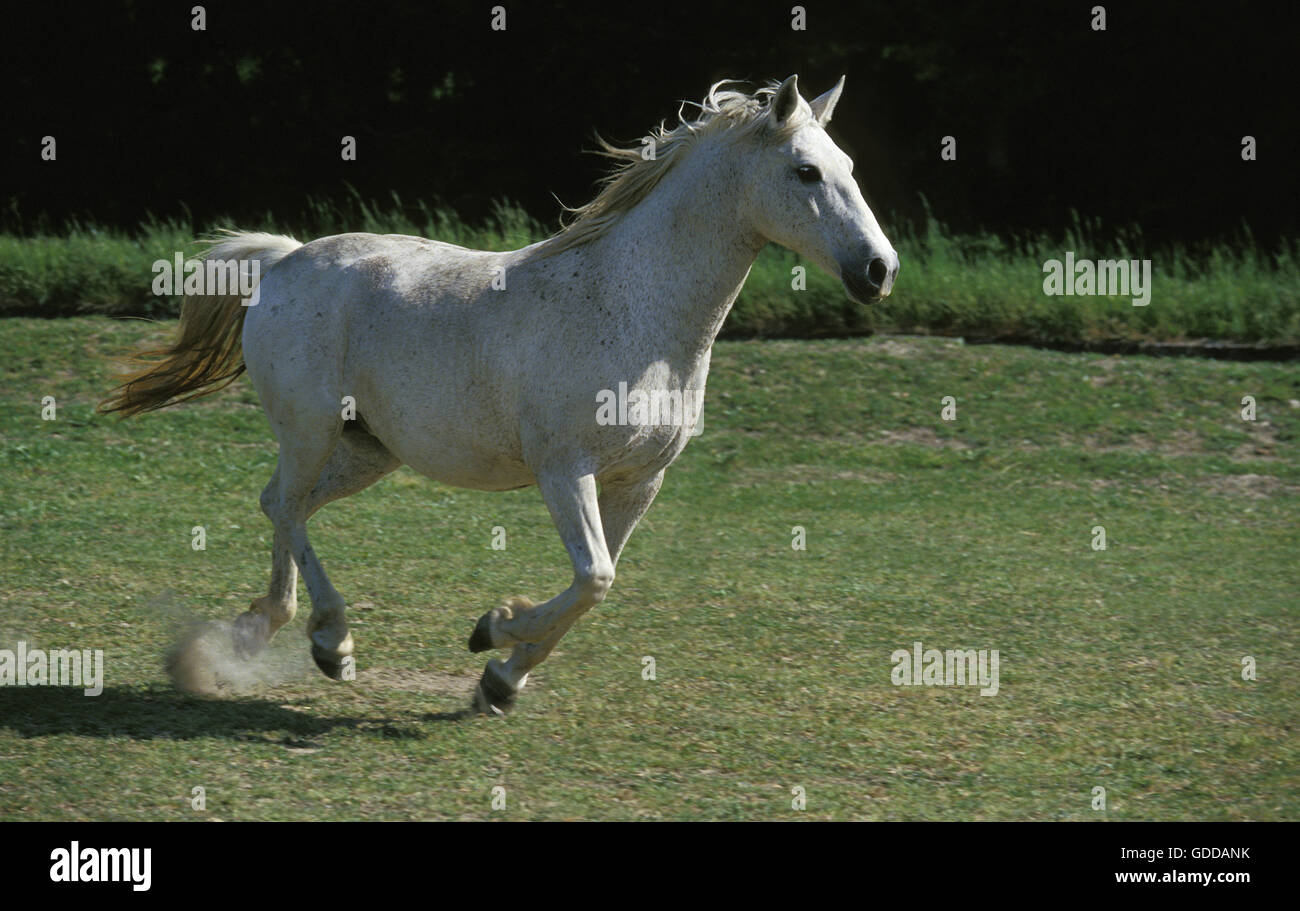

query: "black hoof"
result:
(311, 644), (347, 680)
(468, 613), (495, 653)
(473, 662), (517, 716)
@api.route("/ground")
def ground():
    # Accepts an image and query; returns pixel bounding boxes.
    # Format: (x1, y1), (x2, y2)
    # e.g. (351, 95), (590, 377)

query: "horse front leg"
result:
(468, 471), (616, 713)
(469, 470), (663, 714)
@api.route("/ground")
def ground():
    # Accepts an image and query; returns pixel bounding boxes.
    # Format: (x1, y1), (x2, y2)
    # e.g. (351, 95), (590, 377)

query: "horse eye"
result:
(796, 165), (822, 183)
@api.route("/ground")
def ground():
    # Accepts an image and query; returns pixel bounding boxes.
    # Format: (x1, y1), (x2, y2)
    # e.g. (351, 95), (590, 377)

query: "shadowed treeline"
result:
(5, 0), (1297, 247)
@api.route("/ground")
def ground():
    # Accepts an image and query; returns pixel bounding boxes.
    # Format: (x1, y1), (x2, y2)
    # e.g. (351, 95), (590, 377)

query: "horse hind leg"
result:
(232, 480), (297, 659)
(237, 424), (400, 676)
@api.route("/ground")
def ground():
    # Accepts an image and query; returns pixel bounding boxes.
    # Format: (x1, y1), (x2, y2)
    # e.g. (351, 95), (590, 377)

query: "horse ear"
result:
(810, 75), (846, 126)
(771, 74), (801, 124)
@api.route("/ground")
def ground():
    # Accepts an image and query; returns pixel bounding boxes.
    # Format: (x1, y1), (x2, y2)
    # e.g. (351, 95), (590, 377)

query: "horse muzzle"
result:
(841, 251), (899, 303)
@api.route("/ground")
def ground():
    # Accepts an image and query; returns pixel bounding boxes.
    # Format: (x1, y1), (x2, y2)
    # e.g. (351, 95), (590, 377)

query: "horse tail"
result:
(99, 232), (302, 417)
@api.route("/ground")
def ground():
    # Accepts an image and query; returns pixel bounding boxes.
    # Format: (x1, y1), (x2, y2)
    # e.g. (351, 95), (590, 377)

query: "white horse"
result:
(101, 75), (898, 714)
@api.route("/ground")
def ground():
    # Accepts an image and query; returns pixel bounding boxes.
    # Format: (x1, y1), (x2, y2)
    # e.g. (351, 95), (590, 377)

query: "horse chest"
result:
(591, 380), (704, 474)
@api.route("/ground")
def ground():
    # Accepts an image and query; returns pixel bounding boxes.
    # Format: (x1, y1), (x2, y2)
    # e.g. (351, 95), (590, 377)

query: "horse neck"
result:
(591, 142), (764, 360)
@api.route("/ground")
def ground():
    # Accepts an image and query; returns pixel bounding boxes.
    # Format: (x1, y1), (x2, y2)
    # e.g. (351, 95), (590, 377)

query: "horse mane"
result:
(537, 80), (808, 257)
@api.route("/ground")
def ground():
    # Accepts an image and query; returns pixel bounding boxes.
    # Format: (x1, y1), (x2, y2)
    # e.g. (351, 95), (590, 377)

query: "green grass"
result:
(2, 197), (1297, 345)
(1, 318), (1297, 820)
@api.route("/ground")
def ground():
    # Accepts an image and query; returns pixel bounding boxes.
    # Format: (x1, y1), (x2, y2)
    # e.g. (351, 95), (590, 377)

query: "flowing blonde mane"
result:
(539, 81), (806, 257)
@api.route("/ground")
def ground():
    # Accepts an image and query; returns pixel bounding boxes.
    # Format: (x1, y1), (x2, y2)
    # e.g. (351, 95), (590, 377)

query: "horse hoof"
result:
(308, 626), (353, 680)
(468, 613), (495, 653)
(472, 662), (517, 716)
(310, 630), (353, 680)
(311, 645), (348, 680)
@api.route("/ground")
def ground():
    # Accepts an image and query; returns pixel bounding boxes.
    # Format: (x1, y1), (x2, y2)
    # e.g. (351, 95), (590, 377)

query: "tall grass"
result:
(879, 209), (1299, 345)
(1, 194), (1295, 345)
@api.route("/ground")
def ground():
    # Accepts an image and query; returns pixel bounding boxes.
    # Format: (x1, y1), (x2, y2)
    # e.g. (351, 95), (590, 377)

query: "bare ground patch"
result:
(1196, 472), (1298, 499)
(1232, 420), (1282, 461)
(871, 339), (925, 358)
(1089, 429), (1206, 456)
(876, 427), (969, 449)
(1043, 472), (1298, 500)
(1081, 356), (1124, 387)
(1045, 477), (1176, 492)
(361, 667), (477, 698)
(734, 464), (901, 486)
(1039, 429), (1211, 457)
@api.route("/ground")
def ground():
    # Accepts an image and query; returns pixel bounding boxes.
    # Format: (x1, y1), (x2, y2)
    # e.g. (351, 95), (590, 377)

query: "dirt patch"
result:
(1082, 357), (1123, 387)
(1232, 420), (1281, 461)
(876, 427), (969, 449)
(871, 339), (924, 358)
(1044, 473), (1297, 500)
(1156, 429), (1204, 456)
(828, 468), (900, 482)
(1045, 477), (1174, 492)
(1197, 473), (1298, 499)
(1068, 430), (1205, 456)
(361, 667), (477, 697)
(734, 464), (900, 486)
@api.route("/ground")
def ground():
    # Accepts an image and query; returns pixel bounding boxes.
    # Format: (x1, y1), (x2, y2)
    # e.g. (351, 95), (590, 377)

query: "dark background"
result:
(5, 0), (1296, 246)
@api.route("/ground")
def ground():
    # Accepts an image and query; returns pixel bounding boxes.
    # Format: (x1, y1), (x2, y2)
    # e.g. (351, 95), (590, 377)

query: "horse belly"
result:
(402, 446), (536, 492)
(354, 390), (533, 492)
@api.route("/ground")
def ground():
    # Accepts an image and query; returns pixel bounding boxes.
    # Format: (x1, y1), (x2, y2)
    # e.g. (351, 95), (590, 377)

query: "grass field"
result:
(1, 317), (1297, 820)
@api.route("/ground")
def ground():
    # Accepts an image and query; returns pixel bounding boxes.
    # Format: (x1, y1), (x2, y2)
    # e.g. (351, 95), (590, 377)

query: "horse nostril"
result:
(866, 258), (889, 288)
